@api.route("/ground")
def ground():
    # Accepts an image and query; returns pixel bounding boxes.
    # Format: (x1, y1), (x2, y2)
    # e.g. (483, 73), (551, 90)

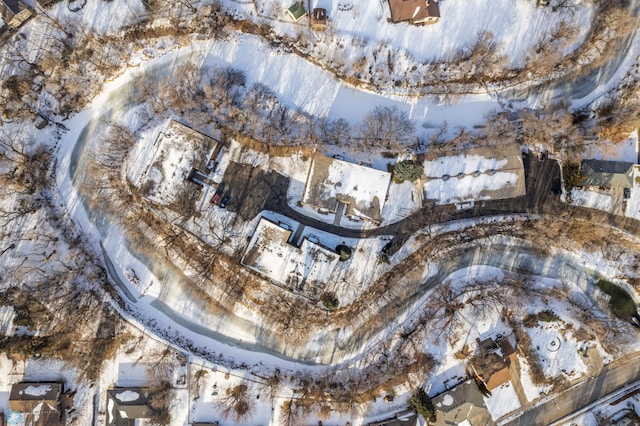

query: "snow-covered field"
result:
(259, 0), (594, 66)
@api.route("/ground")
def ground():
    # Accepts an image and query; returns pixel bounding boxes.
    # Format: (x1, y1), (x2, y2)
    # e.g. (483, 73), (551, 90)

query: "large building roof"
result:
(388, 0), (440, 24)
(241, 217), (338, 299)
(301, 154), (391, 223)
(581, 159), (634, 189)
(422, 143), (526, 205)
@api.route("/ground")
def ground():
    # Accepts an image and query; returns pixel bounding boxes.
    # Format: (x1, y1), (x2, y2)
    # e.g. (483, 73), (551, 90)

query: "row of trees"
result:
(142, 62), (418, 151)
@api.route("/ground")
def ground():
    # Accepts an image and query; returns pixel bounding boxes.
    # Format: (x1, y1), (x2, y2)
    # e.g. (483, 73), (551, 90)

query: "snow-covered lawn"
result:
(526, 324), (588, 380)
(190, 362), (275, 426)
(260, 0), (593, 67)
(519, 358), (549, 402)
(586, 131), (639, 163)
(485, 381), (521, 420)
(380, 180), (422, 225)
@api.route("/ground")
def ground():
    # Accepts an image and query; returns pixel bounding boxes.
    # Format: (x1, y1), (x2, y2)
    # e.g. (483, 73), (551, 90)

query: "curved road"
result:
(58, 19), (640, 370)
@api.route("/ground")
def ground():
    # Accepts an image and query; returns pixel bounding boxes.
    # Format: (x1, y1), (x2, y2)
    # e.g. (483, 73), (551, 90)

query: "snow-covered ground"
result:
(485, 381), (522, 421)
(526, 325), (588, 379)
(2, 0), (639, 424)
(259, 0), (594, 67)
(0, 356), (93, 424)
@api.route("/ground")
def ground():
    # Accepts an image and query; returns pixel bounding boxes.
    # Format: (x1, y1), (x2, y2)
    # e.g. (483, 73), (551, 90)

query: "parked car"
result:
(220, 196), (230, 208)
(210, 192), (222, 205)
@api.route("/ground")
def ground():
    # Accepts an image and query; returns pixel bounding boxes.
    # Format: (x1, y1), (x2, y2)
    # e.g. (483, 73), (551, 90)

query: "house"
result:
(8, 382), (64, 426)
(387, 0), (440, 25)
(1, 0), (32, 29)
(106, 388), (152, 426)
(136, 120), (219, 207)
(580, 159), (635, 190)
(241, 217), (338, 299)
(431, 380), (491, 426)
(422, 143), (526, 206)
(469, 335), (518, 391)
(301, 153), (392, 224)
(311, 8), (327, 30)
(286, 1), (307, 22)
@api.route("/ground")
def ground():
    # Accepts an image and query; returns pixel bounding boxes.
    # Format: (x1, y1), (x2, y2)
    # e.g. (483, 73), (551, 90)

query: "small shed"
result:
(286, 1), (307, 22)
(311, 8), (327, 30)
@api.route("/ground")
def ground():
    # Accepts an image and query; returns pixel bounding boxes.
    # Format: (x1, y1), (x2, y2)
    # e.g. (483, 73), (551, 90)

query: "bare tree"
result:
(360, 106), (414, 149)
(216, 382), (256, 423)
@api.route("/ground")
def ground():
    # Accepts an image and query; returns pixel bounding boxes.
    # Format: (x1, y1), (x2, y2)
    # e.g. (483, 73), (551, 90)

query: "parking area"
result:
(221, 161), (290, 220)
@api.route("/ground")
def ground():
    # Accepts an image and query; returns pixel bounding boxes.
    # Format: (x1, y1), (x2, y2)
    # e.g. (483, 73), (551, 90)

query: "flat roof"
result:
(422, 143), (525, 205)
(241, 217), (338, 298)
(301, 154), (391, 222)
(141, 120), (217, 205)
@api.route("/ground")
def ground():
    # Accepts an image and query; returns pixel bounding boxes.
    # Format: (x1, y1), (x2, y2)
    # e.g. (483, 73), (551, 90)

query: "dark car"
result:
(219, 196), (230, 208)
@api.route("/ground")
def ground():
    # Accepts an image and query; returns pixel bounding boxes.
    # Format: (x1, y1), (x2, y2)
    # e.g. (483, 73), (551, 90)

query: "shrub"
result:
(596, 280), (637, 320)
(321, 292), (339, 310)
(12, 309), (35, 329)
(409, 388), (436, 423)
(336, 245), (352, 262)
(393, 160), (424, 183)
(563, 162), (585, 191)
(523, 310), (560, 327)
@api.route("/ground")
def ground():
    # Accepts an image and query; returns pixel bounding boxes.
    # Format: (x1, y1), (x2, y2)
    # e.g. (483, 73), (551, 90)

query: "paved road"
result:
(505, 353), (640, 426)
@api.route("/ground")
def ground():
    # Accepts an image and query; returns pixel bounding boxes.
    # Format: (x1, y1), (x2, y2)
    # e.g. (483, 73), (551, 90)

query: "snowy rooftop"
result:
(301, 154), (391, 223)
(422, 143), (525, 205)
(9, 382), (61, 402)
(241, 217), (339, 298)
(106, 388), (151, 425)
(135, 120), (217, 206)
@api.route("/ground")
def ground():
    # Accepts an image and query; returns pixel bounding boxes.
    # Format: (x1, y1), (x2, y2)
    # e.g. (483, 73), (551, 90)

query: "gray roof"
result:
(432, 380), (486, 413)
(432, 380), (490, 426)
(2, 0), (23, 14)
(106, 388), (152, 426)
(581, 160), (634, 189)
